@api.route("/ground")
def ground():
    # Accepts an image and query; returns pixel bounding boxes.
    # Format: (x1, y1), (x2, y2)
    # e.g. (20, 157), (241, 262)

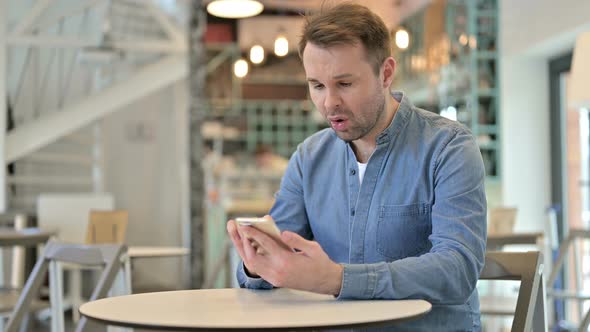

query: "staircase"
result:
(4, 0), (187, 212)
(8, 128), (99, 213)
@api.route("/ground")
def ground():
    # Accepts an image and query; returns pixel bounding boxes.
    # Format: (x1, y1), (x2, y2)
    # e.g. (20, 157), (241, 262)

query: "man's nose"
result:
(324, 89), (342, 110)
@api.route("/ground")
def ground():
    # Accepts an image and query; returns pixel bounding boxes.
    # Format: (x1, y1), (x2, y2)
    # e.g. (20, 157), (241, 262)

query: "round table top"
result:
(0, 228), (55, 246)
(127, 246), (189, 258)
(80, 288), (431, 330)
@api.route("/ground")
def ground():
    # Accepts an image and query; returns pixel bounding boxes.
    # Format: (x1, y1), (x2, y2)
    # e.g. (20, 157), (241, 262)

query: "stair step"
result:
(21, 153), (95, 166)
(7, 175), (94, 186)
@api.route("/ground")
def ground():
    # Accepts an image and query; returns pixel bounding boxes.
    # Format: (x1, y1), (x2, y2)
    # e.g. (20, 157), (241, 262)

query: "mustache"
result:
(326, 110), (350, 117)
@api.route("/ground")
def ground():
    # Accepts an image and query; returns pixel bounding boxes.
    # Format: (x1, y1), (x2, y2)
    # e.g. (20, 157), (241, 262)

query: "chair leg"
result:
(70, 268), (83, 322)
(49, 261), (65, 332)
(580, 309), (590, 332)
(533, 274), (548, 332)
(17, 313), (30, 332)
(123, 255), (132, 295)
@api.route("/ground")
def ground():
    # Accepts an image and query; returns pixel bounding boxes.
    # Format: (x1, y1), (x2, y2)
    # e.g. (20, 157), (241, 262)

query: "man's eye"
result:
(313, 84), (324, 90)
(339, 82), (352, 87)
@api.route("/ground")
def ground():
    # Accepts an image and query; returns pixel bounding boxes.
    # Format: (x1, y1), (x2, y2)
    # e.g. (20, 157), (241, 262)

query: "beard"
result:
(329, 92), (387, 143)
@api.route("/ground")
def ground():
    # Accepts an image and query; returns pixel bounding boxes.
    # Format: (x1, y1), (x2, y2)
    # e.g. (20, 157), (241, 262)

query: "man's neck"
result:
(351, 96), (399, 163)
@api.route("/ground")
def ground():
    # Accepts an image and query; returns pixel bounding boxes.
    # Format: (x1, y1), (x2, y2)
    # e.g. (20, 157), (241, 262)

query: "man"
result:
(227, 3), (486, 331)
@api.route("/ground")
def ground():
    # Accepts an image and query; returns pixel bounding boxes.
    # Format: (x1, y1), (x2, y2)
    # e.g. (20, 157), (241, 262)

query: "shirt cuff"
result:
(336, 263), (376, 299)
(237, 261), (274, 289)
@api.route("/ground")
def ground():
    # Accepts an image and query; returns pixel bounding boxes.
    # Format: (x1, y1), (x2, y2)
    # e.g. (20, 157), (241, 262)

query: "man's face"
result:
(302, 42), (387, 143)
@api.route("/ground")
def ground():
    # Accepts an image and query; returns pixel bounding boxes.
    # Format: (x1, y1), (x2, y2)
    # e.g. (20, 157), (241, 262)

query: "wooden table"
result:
(80, 288), (432, 331)
(0, 228), (55, 247)
(127, 246), (189, 258)
(486, 232), (544, 250)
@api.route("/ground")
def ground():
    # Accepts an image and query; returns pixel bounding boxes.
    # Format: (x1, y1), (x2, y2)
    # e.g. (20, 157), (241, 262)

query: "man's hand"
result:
(227, 218), (343, 296)
(226, 218), (260, 277)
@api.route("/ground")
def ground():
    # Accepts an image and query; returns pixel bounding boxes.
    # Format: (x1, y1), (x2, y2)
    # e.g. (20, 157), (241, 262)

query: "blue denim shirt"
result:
(237, 92), (487, 331)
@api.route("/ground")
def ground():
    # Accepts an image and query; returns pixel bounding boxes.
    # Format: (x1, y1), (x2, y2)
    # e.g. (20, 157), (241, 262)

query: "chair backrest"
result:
(85, 210), (128, 244)
(5, 240), (126, 332)
(37, 193), (115, 243)
(480, 251), (546, 332)
(488, 206), (518, 235)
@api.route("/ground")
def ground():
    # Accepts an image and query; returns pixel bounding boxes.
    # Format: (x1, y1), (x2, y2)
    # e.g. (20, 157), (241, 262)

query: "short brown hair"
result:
(298, 2), (391, 74)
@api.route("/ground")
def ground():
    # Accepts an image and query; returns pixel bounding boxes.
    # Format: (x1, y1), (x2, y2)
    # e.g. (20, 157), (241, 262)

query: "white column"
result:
(173, 81), (191, 288)
(0, 0), (8, 212)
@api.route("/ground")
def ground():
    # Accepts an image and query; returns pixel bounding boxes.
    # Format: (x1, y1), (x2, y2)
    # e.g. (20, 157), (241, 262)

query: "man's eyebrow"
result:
(333, 73), (354, 79)
(307, 74), (355, 82)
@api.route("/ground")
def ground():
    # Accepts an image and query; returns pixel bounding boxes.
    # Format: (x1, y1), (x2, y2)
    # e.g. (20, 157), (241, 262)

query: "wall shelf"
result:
(396, 0), (500, 179)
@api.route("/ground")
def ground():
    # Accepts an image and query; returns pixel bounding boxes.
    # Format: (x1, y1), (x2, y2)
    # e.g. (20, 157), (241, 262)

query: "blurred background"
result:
(2, 0), (590, 330)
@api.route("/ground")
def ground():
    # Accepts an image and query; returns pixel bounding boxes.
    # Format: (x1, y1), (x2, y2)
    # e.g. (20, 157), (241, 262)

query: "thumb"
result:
(281, 231), (316, 253)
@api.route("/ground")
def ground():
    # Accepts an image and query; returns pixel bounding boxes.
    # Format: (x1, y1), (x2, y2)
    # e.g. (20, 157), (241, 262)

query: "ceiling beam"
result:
(11, 0), (54, 35)
(33, 0), (103, 31)
(6, 35), (186, 53)
(143, 1), (185, 46)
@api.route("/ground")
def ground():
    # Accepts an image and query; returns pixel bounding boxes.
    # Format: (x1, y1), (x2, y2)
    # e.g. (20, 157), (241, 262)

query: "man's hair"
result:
(298, 2), (391, 74)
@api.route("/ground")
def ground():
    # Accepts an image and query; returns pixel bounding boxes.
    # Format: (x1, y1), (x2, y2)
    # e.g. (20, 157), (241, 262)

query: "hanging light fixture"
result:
(249, 44), (265, 64)
(395, 27), (410, 49)
(395, 27), (410, 50)
(274, 32), (289, 57)
(233, 58), (249, 78)
(206, 0), (264, 19)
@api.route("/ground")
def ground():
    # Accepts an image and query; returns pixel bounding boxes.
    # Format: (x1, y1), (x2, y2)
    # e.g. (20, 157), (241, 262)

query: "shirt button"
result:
(350, 169), (356, 175)
(350, 209), (355, 216)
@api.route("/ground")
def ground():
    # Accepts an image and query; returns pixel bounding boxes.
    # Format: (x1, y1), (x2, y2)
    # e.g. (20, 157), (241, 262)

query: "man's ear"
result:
(381, 57), (396, 89)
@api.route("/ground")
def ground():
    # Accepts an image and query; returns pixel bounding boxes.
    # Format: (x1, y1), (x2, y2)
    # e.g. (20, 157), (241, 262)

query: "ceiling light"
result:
(274, 35), (289, 57)
(233, 58), (249, 78)
(207, 0), (264, 19)
(458, 34), (468, 46)
(468, 35), (477, 49)
(249, 44), (265, 64)
(395, 28), (409, 49)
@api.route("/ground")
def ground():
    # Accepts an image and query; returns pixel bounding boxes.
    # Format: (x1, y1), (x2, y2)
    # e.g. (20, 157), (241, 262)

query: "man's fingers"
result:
(241, 226), (284, 254)
(227, 221), (246, 256)
(281, 231), (318, 254)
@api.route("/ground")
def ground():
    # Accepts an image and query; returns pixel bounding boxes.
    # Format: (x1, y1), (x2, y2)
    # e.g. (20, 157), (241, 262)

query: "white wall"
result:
(102, 80), (188, 290)
(500, 0), (590, 231)
(501, 0), (590, 57)
(500, 57), (551, 232)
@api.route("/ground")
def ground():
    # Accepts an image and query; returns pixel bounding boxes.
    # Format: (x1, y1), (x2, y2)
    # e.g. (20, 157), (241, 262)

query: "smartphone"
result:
(235, 217), (291, 251)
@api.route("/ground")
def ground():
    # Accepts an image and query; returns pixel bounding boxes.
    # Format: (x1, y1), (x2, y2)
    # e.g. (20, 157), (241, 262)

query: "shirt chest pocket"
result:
(376, 203), (432, 260)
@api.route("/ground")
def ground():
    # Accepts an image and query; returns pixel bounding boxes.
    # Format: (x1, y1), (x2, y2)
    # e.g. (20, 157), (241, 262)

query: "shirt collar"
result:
(376, 91), (412, 145)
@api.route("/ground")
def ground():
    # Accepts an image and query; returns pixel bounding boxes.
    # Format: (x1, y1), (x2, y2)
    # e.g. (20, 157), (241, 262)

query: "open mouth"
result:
(329, 117), (349, 131)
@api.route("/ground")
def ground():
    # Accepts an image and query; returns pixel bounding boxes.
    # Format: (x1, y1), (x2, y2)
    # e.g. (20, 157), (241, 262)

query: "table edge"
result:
(80, 299), (432, 331)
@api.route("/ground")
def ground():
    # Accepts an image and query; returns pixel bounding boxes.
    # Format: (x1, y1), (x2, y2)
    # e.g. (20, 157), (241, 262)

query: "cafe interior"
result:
(1, 0), (590, 331)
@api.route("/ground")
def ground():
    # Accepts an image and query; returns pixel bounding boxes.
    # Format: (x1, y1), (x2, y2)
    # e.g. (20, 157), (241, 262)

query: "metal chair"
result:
(65, 210), (130, 323)
(5, 240), (127, 332)
(546, 229), (590, 331)
(480, 251), (547, 332)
